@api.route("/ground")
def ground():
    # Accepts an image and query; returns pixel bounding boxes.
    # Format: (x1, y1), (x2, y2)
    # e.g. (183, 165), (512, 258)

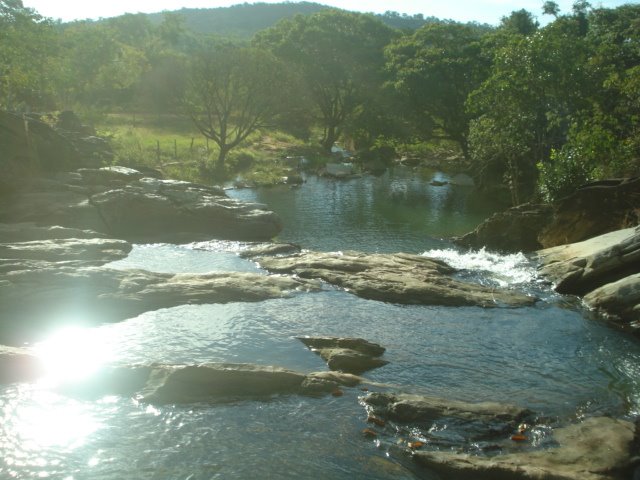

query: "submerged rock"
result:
(298, 336), (388, 374)
(257, 251), (535, 307)
(413, 416), (636, 480)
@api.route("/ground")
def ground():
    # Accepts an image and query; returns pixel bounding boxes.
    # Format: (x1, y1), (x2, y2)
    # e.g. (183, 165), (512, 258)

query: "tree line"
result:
(1, 0), (638, 202)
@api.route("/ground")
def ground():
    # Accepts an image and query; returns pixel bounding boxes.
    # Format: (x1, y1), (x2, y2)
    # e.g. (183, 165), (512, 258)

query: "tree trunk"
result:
(217, 145), (229, 173)
(321, 124), (338, 153)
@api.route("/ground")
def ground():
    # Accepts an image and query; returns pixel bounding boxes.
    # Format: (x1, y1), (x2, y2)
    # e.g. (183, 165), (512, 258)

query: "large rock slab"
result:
(257, 251), (535, 307)
(538, 227), (640, 328)
(0, 166), (283, 242)
(0, 267), (320, 343)
(0, 222), (106, 242)
(538, 227), (640, 295)
(413, 416), (636, 480)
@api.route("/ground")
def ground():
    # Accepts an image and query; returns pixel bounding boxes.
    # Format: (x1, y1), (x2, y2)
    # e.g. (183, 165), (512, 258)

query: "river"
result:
(1, 169), (639, 479)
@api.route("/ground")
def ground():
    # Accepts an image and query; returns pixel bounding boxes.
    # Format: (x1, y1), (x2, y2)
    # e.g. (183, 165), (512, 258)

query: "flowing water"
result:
(2, 169), (640, 479)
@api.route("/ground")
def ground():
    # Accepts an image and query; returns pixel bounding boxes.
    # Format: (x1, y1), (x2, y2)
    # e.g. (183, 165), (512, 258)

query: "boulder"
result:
(413, 416), (636, 480)
(257, 251), (536, 308)
(453, 203), (553, 253)
(298, 336), (386, 357)
(538, 227), (640, 295)
(539, 177), (640, 249)
(538, 227), (640, 328)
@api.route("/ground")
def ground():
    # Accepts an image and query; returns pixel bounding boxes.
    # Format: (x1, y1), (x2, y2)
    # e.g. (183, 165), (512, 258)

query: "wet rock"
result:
(239, 242), (302, 258)
(413, 416), (636, 480)
(0, 345), (45, 383)
(257, 251), (535, 307)
(0, 222), (106, 242)
(298, 336), (388, 374)
(138, 363), (363, 404)
(0, 268), (320, 343)
(298, 336), (385, 357)
(363, 392), (532, 424)
(0, 238), (131, 267)
(454, 203), (553, 253)
(538, 227), (640, 328)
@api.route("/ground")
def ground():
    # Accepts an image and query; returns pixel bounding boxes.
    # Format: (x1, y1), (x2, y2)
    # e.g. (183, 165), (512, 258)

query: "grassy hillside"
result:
(145, 2), (437, 38)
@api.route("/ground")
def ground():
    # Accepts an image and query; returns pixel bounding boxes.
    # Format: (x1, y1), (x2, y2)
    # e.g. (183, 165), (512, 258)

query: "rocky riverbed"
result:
(1, 162), (640, 479)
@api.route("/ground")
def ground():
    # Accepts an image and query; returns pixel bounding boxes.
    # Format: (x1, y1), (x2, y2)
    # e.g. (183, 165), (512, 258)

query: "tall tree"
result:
(386, 22), (490, 158)
(0, 0), (58, 109)
(256, 10), (396, 152)
(183, 43), (287, 170)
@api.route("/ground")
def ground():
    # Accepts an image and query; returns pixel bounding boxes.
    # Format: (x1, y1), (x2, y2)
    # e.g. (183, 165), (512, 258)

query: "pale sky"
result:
(22, 0), (635, 25)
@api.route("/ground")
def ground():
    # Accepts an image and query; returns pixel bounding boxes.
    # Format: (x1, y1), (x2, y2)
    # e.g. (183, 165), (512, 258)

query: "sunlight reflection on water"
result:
(34, 326), (114, 388)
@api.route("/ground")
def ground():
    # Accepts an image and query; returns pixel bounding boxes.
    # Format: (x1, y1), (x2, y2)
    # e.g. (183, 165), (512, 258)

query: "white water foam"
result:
(422, 247), (536, 287)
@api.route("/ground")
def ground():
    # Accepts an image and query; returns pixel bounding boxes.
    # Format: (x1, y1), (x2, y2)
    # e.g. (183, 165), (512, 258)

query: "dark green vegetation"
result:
(1, 0), (638, 202)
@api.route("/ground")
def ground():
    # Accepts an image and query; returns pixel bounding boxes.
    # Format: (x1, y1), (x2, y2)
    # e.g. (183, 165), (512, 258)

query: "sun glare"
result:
(34, 327), (113, 387)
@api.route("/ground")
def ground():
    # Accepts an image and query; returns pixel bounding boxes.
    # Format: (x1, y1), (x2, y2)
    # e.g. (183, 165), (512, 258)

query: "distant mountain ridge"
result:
(145, 2), (438, 38)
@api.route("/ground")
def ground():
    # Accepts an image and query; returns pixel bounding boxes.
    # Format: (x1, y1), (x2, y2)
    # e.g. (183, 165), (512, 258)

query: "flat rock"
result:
(257, 251), (535, 307)
(0, 267), (320, 343)
(0, 238), (131, 267)
(239, 242), (302, 258)
(298, 336), (385, 356)
(363, 392), (532, 424)
(298, 336), (388, 374)
(413, 416), (636, 480)
(0, 222), (106, 242)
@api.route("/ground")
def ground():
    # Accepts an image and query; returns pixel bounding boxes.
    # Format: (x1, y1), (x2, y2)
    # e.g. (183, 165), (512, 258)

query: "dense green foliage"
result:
(2, 1), (638, 199)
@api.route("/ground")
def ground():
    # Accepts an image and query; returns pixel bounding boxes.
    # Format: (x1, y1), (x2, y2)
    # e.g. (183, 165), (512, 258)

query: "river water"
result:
(2, 169), (640, 479)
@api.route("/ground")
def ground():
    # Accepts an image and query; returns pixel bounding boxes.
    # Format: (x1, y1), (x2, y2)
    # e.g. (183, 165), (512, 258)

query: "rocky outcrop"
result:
(454, 203), (553, 253)
(539, 177), (640, 249)
(256, 251), (536, 307)
(0, 266), (320, 343)
(413, 416), (636, 480)
(0, 166), (283, 242)
(538, 226), (640, 329)
(298, 336), (388, 374)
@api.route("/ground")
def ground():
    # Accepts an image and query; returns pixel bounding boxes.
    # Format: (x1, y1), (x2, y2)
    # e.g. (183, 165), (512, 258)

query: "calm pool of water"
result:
(2, 170), (639, 479)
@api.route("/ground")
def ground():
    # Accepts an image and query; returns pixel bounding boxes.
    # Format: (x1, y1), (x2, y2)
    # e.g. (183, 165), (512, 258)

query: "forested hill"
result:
(144, 2), (438, 38)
